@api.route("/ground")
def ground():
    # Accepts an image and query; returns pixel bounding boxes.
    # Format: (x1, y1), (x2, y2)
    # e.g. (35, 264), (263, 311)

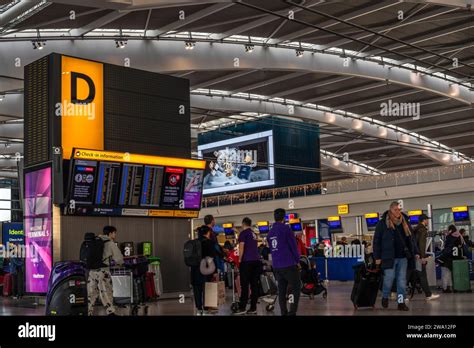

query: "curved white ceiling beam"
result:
(190, 91), (472, 165)
(0, 40), (471, 104)
(0, 171), (17, 179)
(320, 149), (386, 176)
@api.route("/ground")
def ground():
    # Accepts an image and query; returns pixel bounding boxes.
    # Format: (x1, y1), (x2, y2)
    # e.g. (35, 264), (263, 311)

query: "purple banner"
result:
(24, 166), (52, 294)
(183, 169), (204, 209)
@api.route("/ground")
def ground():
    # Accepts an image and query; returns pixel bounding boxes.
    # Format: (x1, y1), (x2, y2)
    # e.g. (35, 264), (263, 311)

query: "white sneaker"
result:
(426, 294), (440, 301)
(195, 310), (204, 316)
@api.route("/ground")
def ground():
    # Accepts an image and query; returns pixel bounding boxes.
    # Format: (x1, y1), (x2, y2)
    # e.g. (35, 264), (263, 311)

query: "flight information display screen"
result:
(96, 162), (121, 205)
(119, 164), (144, 206)
(140, 165), (164, 207)
(66, 149), (206, 218)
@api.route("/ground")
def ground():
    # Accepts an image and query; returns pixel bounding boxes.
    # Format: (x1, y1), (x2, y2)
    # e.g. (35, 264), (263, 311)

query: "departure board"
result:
(119, 164), (144, 206)
(70, 160), (97, 205)
(140, 165), (164, 207)
(95, 162), (121, 205)
(67, 149), (206, 217)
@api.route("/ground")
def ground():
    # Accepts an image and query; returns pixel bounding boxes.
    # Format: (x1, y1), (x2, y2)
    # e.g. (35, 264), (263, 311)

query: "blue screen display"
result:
(453, 211), (470, 221)
(258, 225), (269, 233)
(366, 217), (379, 228)
(290, 223), (302, 232)
(409, 215), (420, 224)
(328, 220), (342, 229)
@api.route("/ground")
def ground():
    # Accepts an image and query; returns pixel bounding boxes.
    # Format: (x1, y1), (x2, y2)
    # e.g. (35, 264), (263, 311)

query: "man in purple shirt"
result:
(267, 208), (301, 316)
(233, 217), (261, 315)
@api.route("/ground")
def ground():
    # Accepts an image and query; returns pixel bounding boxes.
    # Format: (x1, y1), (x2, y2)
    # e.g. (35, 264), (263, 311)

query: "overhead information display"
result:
(66, 149), (206, 218)
(96, 162), (121, 205)
(140, 165), (164, 207)
(70, 160), (97, 205)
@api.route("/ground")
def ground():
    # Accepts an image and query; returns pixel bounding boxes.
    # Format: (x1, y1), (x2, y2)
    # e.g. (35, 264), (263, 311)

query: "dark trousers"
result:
(190, 266), (212, 311)
(239, 261), (260, 311)
(412, 263), (432, 297)
(12, 267), (24, 298)
(274, 265), (301, 316)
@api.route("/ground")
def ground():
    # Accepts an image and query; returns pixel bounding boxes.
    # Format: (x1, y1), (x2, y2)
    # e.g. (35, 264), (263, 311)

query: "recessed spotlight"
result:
(0, 94), (4, 101)
(296, 49), (304, 58)
(185, 41), (196, 50)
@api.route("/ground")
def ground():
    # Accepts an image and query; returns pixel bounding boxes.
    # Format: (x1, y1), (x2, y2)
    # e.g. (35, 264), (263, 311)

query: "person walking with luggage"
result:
(373, 201), (419, 311)
(9, 243), (25, 300)
(439, 225), (469, 293)
(233, 217), (261, 315)
(412, 214), (439, 300)
(86, 226), (124, 316)
(267, 208), (301, 316)
(190, 225), (217, 315)
(205, 214), (225, 276)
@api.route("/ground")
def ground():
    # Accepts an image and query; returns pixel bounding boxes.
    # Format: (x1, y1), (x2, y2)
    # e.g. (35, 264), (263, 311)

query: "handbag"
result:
(200, 257), (216, 275)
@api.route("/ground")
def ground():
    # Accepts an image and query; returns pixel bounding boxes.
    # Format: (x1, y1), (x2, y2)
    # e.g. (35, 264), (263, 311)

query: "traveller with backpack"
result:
(80, 225), (124, 316)
(184, 225), (217, 315)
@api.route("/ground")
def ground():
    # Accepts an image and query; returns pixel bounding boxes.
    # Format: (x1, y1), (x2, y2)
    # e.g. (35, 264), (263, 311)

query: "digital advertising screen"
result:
(183, 169), (204, 209)
(198, 131), (275, 195)
(290, 223), (303, 232)
(160, 167), (184, 208)
(24, 165), (52, 294)
(2, 222), (24, 247)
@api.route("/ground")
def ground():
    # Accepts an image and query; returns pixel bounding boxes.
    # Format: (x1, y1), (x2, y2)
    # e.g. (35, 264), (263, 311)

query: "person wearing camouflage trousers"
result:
(88, 226), (124, 316)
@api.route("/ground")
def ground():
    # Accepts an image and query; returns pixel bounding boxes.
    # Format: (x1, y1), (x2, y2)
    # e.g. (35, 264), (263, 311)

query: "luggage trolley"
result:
(111, 256), (150, 316)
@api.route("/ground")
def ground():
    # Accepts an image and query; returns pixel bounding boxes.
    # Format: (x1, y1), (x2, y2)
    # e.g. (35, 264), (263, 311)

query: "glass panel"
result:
(357, 176), (377, 191)
(289, 186), (305, 198)
(439, 165), (462, 181)
(338, 178), (358, 193)
(417, 168), (439, 183)
(396, 171), (418, 186)
(376, 173), (397, 188)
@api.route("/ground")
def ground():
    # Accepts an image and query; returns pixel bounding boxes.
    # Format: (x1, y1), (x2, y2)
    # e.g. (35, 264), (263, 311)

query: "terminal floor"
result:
(1, 282), (473, 316)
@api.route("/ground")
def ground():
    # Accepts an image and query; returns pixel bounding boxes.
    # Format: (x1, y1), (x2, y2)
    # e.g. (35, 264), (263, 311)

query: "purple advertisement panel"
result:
(24, 166), (52, 294)
(183, 169), (204, 209)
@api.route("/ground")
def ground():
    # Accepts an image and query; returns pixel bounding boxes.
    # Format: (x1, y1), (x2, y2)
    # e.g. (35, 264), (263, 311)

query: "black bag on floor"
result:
(351, 262), (381, 309)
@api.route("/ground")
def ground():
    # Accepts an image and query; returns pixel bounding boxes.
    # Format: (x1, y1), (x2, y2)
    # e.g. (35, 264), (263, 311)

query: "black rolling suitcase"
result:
(351, 262), (381, 309)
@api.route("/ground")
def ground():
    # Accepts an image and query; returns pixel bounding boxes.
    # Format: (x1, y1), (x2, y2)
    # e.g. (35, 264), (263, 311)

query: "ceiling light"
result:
(185, 41), (196, 50)
(296, 49), (304, 58)
(115, 40), (127, 49)
(378, 127), (387, 137)
(245, 44), (254, 53)
(32, 41), (46, 50)
(0, 94), (4, 102)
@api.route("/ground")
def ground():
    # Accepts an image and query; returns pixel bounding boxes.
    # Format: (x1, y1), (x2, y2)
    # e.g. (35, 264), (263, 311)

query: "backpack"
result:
(80, 233), (110, 270)
(183, 239), (202, 267)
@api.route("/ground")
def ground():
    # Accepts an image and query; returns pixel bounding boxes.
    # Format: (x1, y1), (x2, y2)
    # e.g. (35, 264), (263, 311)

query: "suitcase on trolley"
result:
(452, 259), (471, 292)
(3, 273), (12, 297)
(351, 263), (381, 309)
(145, 272), (157, 300)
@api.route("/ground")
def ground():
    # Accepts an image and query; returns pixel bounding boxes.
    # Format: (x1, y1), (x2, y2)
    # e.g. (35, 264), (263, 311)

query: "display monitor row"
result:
(67, 149), (205, 216)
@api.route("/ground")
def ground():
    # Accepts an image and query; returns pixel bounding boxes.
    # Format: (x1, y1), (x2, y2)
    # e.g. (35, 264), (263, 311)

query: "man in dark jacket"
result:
(413, 214), (439, 300)
(373, 201), (420, 311)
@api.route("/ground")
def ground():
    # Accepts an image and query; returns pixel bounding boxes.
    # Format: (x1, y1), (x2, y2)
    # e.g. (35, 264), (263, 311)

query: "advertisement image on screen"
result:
(160, 167), (184, 208)
(24, 166), (52, 294)
(183, 169), (204, 209)
(2, 222), (24, 246)
(198, 131), (275, 195)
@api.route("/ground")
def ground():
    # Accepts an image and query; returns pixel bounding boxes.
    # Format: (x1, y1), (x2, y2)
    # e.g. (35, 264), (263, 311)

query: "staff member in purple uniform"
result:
(267, 208), (301, 316)
(234, 217), (261, 315)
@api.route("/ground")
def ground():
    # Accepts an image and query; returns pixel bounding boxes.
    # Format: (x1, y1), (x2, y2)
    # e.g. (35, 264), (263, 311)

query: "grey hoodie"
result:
(100, 235), (124, 266)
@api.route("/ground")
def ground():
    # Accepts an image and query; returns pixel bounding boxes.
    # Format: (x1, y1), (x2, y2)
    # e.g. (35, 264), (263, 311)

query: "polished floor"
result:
(1, 281), (473, 316)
